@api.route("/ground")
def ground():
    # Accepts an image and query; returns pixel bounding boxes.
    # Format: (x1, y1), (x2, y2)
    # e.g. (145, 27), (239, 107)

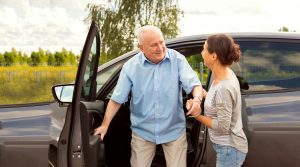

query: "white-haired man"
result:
(94, 25), (202, 167)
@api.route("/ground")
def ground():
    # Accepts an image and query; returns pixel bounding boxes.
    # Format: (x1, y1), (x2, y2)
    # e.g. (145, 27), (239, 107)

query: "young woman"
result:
(186, 34), (248, 167)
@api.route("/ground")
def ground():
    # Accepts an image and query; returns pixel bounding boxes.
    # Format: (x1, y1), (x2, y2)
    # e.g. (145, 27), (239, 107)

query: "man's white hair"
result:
(135, 25), (163, 45)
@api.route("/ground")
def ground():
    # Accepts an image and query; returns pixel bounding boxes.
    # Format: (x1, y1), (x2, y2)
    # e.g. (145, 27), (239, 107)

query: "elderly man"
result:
(94, 25), (202, 167)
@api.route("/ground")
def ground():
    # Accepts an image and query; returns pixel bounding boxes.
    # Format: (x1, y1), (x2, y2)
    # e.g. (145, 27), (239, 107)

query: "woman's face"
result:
(201, 41), (215, 69)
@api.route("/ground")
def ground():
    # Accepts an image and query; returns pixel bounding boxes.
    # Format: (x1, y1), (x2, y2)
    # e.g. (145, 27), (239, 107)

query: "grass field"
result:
(0, 63), (208, 105)
(0, 65), (77, 105)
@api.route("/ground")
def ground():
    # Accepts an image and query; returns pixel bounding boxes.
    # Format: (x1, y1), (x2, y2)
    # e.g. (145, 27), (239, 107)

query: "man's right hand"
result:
(93, 125), (108, 141)
(93, 99), (122, 141)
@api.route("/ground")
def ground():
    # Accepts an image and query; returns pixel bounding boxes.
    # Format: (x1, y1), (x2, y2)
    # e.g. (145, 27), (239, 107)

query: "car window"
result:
(96, 62), (124, 92)
(81, 37), (98, 100)
(239, 41), (300, 92)
(176, 46), (209, 85)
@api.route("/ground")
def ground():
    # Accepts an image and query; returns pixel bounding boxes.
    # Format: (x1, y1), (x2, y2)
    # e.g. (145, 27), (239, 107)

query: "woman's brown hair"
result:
(206, 34), (241, 66)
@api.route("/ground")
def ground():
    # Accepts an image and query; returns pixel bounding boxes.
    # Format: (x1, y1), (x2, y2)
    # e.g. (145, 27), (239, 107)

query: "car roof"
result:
(166, 32), (300, 44)
(99, 32), (300, 70)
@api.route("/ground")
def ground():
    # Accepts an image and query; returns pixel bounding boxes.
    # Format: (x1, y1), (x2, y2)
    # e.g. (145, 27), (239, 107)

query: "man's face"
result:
(139, 31), (166, 64)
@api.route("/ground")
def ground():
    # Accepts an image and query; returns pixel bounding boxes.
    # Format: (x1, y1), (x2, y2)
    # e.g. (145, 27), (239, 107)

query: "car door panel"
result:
(57, 104), (73, 167)
(56, 21), (102, 167)
(243, 91), (300, 167)
(80, 100), (105, 167)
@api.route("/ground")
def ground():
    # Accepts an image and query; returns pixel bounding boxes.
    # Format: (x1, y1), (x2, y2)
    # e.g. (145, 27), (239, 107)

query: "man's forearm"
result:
(192, 85), (203, 101)
(101, 99), (122, 127)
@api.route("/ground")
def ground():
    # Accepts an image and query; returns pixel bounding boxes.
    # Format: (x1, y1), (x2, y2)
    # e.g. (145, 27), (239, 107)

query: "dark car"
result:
(1, 21), (300, 167)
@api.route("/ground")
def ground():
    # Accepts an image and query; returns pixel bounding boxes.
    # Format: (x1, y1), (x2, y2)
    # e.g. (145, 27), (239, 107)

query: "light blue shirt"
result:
(111, 48), (201, 144)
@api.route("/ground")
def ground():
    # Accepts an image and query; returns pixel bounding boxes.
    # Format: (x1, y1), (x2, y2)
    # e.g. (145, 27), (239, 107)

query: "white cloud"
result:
(1, 0), (300, 55)
(178, 0), (300, 36)
(0, 0), (90, 54)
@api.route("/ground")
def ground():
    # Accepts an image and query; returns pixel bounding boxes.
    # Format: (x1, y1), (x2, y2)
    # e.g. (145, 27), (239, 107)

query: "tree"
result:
(30, 51), (41, 66)
(2, 48), (20, 66)
(38, 48), (48, 65)
(0, 53), (5, 66)
(18, 51), (27, 65)
(278, 26), (296, 32)
(67, 51), (77, 65)
(4, 51), (14, 66)
(54, 51), (65, 66)
(47, 53), (56, 66)
(9, 48), (23, 65)
(1, 48), (80, 66)
(85, 0), (183, 64)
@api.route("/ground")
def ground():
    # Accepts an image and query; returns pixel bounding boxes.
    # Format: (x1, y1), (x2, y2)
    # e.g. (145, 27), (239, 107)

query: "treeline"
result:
(0, 48), (79, 66)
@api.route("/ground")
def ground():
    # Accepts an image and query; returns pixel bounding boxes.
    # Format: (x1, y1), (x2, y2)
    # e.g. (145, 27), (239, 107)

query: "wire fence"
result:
(1, 70), (75, 85)
(0, 62), (78, 67)
(189, 62), (208, 83)
(0, 68), (77, 105)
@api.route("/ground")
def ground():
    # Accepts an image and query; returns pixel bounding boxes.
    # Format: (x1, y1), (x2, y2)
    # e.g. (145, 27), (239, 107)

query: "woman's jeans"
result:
(212, 143), (247, 167)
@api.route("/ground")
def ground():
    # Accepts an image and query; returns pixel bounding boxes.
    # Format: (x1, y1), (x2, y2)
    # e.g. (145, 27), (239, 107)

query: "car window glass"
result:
(82, 37), (97, 100)
(176, 46), (209, 85)
(96, 62), (124, 92)
(239, 41), (300, 92)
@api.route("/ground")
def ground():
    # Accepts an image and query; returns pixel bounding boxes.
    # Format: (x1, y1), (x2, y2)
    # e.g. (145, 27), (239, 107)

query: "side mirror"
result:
(52, 84), (74, 105)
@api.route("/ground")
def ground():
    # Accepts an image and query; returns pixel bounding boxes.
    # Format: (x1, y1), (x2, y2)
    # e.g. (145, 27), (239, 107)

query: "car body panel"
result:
(0, 103), (52, 167)
(243, 90), (300, 166)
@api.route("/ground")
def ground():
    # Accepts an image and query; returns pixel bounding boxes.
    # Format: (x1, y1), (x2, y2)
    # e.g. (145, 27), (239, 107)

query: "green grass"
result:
(0, 65), (77, 105)
(0, 63), (208, 105)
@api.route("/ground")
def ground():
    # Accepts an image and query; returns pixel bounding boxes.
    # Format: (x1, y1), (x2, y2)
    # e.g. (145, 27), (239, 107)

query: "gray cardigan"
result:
(206, 71), (248, 153)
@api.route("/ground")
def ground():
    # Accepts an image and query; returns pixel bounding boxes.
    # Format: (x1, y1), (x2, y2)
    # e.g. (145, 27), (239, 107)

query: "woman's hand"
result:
(186, 99), (201, 117)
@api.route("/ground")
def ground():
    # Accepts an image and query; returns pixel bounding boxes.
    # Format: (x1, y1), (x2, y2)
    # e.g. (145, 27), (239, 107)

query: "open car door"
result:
(57, 21), (105, 167)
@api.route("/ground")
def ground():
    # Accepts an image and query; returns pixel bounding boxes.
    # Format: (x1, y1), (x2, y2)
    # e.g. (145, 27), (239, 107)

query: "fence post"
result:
(36, 71), (40, 84)
(60, 71), (63, 84)
(8, 71), (12, 81)
(199, 62), (203, 83)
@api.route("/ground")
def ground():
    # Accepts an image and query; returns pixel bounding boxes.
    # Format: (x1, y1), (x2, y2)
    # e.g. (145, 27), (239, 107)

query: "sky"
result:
(1, 0), (300, 55)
